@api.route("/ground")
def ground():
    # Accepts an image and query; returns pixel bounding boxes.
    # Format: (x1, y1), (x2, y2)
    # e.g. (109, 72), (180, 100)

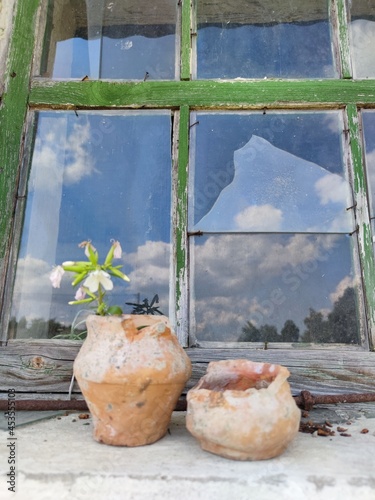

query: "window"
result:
(0, 0), (374, 399)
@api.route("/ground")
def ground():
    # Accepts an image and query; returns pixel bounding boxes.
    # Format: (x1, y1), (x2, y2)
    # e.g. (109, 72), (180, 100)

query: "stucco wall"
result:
(0, 0), (16, 86)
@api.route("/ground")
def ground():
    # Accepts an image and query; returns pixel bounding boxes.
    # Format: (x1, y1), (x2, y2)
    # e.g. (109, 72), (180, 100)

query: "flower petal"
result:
(74, 287), (86, 301)
(113, 241), (122, 259)
(98, 270), (113, 291)
(83, 270), (113, 293)
(50, 266), (65, 288)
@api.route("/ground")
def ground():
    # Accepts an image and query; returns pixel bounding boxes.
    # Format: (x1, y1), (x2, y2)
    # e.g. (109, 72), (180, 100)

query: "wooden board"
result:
(0, 340), (374, 396)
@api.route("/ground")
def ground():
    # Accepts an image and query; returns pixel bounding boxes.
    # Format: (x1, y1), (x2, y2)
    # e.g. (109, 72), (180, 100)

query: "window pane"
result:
(196, 0), (336, 79)
(191, 234), (361, 344)
(349, 0), (375, 78)
(362, 110), (375, 238)
(189, 112), (354, 233)
(189, 111), (362, 344)
(39, 0), (178, 80)
(8, 111), (172, 339)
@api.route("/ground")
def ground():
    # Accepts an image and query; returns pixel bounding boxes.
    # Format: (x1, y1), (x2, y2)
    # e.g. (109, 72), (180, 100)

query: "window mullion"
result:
(180, 0), (192, 80)
(347, 103), (375, 350)
(174, 105), (190, 345)
(335, 0), (352, 79)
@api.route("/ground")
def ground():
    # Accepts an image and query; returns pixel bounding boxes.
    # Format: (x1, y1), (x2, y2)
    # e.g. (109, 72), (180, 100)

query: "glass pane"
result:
(189, 112), (354, 233)
(189, 111), (362, 344)
(39, 0), (178, 80)
(8, 111), (172, 339)
(196, 0), (336, 79)
(191, 233), (361, 344)
(362, 110), (375, 245)
(349, 0), (375, 78)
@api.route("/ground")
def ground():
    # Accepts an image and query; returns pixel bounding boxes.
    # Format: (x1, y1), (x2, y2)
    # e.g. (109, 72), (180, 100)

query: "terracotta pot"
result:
(73, 314), (192, 446)
(186, 359), (300, 460)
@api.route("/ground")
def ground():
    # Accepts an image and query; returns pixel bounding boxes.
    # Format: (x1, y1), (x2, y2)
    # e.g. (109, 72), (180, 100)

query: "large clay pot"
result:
(73, 314), (192, 446)
(186, 359), (300, 461)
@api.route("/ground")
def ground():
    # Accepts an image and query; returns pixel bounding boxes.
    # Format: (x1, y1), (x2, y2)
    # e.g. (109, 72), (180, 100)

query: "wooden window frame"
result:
(0, 0), (374, 404)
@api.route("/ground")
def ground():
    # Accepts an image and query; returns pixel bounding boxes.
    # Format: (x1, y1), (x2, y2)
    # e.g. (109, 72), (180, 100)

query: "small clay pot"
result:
(73, 314), (192, 446)
(186, 359), (300, 460)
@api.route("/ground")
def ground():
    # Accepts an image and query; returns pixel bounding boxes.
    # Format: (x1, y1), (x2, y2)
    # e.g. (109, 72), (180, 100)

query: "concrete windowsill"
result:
(1, 407), (375, 500)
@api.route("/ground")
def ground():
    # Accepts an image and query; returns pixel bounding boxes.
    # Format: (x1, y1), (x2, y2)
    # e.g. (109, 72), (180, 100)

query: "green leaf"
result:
(107, 305), (123, 315)
(104, 243), (115, 266)
(68, 297), (95, 306)
(87, 244), (98, 265)
(108, 267), (130, 282)
(63, 263), (91, 273)
(71, 271), (89, 287)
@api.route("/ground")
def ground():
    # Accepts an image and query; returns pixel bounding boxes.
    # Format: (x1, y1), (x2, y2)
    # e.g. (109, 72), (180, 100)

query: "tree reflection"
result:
(238, 287), (359, 344)
(8, 287), (359, 344)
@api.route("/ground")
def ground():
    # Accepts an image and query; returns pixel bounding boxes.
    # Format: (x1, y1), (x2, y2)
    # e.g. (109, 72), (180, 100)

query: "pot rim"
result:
(190, 359), (290, 395)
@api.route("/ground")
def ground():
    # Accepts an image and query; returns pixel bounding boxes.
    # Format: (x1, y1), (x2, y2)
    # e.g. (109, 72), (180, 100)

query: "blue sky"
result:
(188, 111), (360, 341)
(11, 109), (362, 343)
(11, 111), (172, 334)
(11, 5), (370, 341)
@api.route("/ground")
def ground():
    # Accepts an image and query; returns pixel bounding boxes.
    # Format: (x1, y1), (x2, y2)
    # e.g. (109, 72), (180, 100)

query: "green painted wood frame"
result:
(0, 0), (375, 370)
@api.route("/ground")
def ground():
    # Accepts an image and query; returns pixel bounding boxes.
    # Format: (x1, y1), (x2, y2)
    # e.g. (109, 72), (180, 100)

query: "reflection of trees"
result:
(239, 287), (359, 344)
(8, 317), (82, 340)
(239, 320), (299, 343)
(301, 287), (358, 344)
(8, 287), (359, 343)
(281, 320), (300, 342)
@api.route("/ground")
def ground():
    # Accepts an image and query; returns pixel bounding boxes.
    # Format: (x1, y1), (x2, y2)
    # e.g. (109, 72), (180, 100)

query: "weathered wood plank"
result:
(0, 341), (374, 395)
(30, 79), (375, 109)
(347, 104), (375, 350)
(0, 0), (39, 263)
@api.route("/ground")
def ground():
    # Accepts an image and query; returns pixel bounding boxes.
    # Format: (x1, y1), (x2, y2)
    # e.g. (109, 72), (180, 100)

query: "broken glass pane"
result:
(349, 0), (375, 78)
(190, 111), (354, 233)
(39, 0), (178, 80)
(8, 111), (172, 339)
(196, 0), (336, 79)
(189, 111), (362, 343)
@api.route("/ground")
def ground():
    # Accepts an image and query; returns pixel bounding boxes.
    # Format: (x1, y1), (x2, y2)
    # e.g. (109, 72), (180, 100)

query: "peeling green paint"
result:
(175, 105), (189, 339)
(0, 0), (39, 262)
(180, 0), (191, 80)
(347, 104), (375, 348)
(29, 79), (375, 109)
(336, 0), (352, 78)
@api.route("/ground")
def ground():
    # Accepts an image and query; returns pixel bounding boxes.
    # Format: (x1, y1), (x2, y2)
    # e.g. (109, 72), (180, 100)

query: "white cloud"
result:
(191, 233), (342, 340)
(193, 233), (339, 296)
(329, 275), (357, 304)
(350, 19), (375, 78)
(235, 204), (283, 231)
(11, 255), (54, 323)
(315, 173), (350, 206)
(63, 121), (96, 184)
(123, 240), (171, 309)
(30, 118), (96, 192)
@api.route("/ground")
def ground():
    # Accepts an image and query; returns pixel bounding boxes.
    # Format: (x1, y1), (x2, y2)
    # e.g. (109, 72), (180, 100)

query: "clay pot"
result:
(73, 314), (192, 446)
(186, 359), (300, 460)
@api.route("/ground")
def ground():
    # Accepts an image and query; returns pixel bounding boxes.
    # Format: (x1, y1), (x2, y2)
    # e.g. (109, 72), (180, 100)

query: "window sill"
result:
(1, 407), (374, 499)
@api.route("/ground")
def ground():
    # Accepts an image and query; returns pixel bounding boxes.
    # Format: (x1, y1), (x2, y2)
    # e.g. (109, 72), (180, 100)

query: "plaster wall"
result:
(0, 0), (16, 85)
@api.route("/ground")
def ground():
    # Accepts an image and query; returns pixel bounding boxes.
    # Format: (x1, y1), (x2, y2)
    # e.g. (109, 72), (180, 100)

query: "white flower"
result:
(74, 287), (86, 300)
(83, 270), (113, 293)
(78, 240), (96, 258)
(113, 241), (122, 259)
(49, 266), (65, 288)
